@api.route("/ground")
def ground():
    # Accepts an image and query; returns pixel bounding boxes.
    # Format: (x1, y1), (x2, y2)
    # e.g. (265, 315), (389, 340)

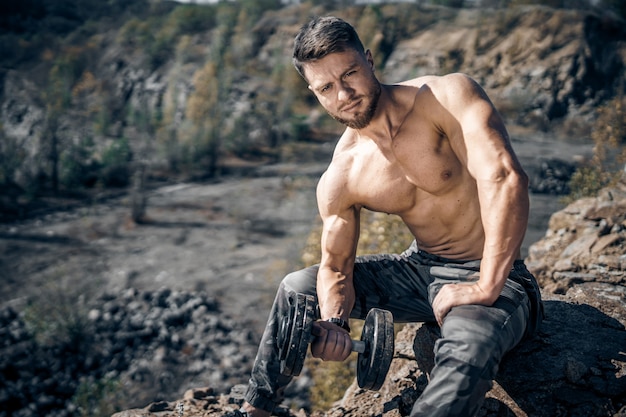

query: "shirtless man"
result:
(240, 16), (542, 417)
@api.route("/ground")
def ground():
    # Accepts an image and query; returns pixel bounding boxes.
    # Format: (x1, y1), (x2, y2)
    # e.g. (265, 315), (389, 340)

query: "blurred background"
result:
(0, 0), (624, 416)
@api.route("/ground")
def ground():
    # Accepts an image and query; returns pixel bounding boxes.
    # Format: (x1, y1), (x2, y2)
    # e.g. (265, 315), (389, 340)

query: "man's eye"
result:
(321, 85), (331, 93)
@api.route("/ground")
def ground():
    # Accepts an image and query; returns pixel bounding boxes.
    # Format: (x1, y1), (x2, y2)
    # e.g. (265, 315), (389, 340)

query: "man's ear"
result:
(365, 49), (375, 71)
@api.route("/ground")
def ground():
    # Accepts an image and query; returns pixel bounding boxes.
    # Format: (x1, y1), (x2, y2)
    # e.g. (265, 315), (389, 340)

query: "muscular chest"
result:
(393, 125), (463, 192)
(352, 131), (465, 215)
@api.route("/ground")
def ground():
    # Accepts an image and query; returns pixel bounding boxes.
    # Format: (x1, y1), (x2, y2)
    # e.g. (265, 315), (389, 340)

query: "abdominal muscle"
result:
(404, 215), (485, 260)
(358, 174), (486, 260)
(402, 198), (485, 260)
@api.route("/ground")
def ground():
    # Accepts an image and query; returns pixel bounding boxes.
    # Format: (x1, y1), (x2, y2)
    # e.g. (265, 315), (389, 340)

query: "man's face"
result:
(303, 49), (381, 130)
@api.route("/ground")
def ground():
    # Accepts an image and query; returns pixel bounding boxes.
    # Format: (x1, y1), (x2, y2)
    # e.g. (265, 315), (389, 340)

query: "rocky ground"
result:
(0, 161), (323, 417)
(0, 161), (326, 334)
(0, 132), (600, 417)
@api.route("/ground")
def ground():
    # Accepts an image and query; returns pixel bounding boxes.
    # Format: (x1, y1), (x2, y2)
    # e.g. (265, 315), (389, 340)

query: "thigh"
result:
(436, 278), (530, 366)
(281, 249), (437, 323)
(281, 266), (318, 296)
(350, 252), (435, 323)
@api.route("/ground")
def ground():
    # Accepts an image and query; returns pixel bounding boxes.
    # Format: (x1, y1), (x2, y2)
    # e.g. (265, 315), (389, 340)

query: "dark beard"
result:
(330, 83), (381, 129)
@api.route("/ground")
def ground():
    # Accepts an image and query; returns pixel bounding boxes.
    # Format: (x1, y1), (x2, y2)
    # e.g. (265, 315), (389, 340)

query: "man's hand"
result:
(432, 282), (493, 327)
(310, 320), (352, 361)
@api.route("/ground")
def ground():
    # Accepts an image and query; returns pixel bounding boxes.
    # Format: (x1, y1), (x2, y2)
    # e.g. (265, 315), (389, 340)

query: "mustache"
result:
(340, 97), (361, 112)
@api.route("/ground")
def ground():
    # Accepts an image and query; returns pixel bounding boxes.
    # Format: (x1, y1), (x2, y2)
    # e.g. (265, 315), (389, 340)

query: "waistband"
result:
(407, 241), (524, 269)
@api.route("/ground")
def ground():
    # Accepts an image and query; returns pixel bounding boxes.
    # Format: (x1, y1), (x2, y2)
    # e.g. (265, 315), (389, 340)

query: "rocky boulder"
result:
(0, 288), (262, 417)
(329, 296), (625, 417)
(526, 174), (626, 323)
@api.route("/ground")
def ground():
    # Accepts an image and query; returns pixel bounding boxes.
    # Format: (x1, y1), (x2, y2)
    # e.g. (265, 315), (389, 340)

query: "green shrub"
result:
(72, 375), (123, 417)
(116, 17), (153, 49)
(0, 128), (26, 186)
(566, 165), (609, 202)
(166, 4), (217, 34)
(99, 138), (133, 187)
(23, 276), (93, 351)
(565, 93), (626, 202)
(21, 271), (124, 416)
(307, 353), (358, 411)
(60, 135), (136, 190)
(117, 15), (176, 69)
(59, 137), (99, 188)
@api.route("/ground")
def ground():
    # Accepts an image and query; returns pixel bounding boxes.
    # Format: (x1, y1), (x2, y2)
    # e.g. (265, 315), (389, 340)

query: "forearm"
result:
(478, 171), (529, 303)
(315, 171), (359, 322)
(316, 205), (359, 321)
(316, 265), (355, 321)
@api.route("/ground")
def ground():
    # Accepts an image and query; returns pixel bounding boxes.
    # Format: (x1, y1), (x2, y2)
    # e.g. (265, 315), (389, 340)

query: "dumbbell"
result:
(277, 292), (394, 391)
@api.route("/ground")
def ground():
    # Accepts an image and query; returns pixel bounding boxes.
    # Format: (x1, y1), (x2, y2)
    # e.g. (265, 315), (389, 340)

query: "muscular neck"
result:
(358, 84), (417, 146)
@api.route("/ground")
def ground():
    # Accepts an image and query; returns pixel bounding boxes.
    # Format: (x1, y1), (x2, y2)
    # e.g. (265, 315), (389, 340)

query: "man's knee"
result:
(415, 355), (494, 417)
(414, 335), (497, 417)
(434, 334), (501, 383)
(438, 305), (510, 373)
(442, 299), (527, 358)
(280, 266), (318, 295)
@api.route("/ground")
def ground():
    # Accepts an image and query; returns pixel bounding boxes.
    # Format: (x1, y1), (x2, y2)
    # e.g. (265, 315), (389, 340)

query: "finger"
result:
(326, 330), (340, 358)
(323, 330), (348, 361)
(311, 322), (323, 337)
(435, 310), (443, 327)
(437, 302), (452, 327)
(432, 284), (453, 326)
(327, 331), (349, 360)
(341, 334), (353, 358)
(432, 296), (441, 325)
(310, 326), (328, 358)
(433, 299), (445, 327)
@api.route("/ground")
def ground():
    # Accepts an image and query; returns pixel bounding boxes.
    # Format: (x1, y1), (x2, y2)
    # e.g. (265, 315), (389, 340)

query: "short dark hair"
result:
(292, 16), (365, 79)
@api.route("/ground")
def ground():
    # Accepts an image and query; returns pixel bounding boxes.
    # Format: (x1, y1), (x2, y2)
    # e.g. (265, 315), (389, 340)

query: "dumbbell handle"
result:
(352, 340), (365, 354)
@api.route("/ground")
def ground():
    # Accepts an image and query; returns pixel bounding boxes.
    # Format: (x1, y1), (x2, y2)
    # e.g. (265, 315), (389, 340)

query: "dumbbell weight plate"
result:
(279, 293), (316, 376)
(277, 305), (294, 363)
(357, 308), (394, 390)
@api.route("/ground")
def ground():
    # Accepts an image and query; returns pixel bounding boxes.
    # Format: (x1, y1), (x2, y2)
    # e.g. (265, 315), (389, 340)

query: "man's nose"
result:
(337, 83), (354, 102)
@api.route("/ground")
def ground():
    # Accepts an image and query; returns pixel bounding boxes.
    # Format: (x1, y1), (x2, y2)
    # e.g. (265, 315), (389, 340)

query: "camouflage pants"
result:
(244, 241), (543, 417)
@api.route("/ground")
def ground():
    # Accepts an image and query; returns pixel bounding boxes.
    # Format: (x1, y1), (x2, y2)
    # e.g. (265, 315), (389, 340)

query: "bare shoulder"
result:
(398, 72), (476, 87)
(396, 74), (440, 88)
(317, 132), (359, 215)
(403, 74), (497, 134)
(399, 73), (487, 103)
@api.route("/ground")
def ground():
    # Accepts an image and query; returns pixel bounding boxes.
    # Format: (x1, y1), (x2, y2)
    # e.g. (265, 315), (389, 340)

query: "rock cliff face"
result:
(1, 4), (624, 194)
(382, 6), (625, 128)
(112, 180), (626, 416)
